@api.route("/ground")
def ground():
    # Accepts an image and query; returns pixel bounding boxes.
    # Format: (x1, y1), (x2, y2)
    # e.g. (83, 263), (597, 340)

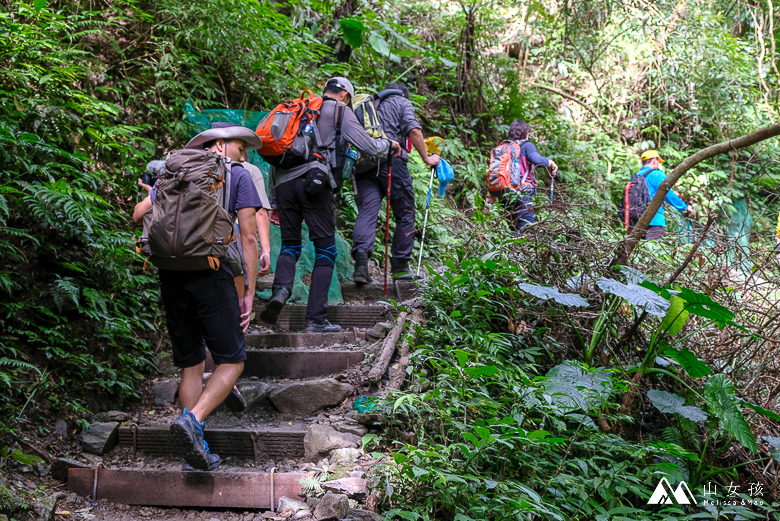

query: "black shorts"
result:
(276, 174), (336, 243)
(158, 268), (247, 368)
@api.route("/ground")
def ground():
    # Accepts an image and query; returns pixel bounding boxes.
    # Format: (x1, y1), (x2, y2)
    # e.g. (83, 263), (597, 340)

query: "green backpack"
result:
(352, 89), (403, 175)
(137, 149), (236, 271)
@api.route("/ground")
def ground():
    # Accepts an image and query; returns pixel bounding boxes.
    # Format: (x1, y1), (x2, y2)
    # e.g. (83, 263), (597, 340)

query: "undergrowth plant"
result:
(367, 237), (780, 519)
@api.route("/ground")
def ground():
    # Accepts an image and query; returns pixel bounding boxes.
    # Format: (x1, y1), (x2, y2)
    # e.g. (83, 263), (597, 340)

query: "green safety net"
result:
(669, 198), (754, 271)
(182, 103), (353, 305)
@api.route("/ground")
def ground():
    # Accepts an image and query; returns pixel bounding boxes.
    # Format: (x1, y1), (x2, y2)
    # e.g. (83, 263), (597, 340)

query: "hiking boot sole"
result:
(182, 459), (220, 472)
(353, 276), (370, 286)
(224, 386), (246, 413)
(170, 419), (212, 471)
(259, 299), (286, 325)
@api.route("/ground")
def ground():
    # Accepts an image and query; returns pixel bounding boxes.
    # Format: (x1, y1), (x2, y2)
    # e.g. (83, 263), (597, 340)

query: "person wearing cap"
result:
(133, 123), (263, 471)
(260, 77), (401, 332)
(630, 150), (690, 240)
(351, 82), (440, 283)
(485, 119), (558, 233)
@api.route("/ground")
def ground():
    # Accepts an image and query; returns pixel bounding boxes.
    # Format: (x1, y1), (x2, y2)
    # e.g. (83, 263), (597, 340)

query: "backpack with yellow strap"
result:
(351, 89), (403, 174)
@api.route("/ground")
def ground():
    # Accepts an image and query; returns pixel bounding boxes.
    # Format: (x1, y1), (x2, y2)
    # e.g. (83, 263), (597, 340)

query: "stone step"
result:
(68, 467), (305, 509)
(205, 347), (366, 378)
(116, 425), (305, 460)
(258, 304), (394, 331)
(246, 331), (359, 349)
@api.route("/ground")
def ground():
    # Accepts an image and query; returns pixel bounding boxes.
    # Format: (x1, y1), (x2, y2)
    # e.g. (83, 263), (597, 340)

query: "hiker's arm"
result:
(237, 207), (258, 332)
(664, 186), (688, 212)
(409, 128), (440, 166)
(342, 107), (395, 158)
(133, 195), (151, 223)
(256, 208), (271, 276)
(522, 142), (550, 168)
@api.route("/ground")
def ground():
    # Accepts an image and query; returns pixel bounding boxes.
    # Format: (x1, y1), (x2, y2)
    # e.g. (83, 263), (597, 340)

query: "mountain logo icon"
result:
(648, 478), (697, 505)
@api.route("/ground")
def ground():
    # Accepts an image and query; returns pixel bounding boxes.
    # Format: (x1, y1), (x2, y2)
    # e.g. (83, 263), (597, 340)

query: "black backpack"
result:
(623, 169), (653, 228)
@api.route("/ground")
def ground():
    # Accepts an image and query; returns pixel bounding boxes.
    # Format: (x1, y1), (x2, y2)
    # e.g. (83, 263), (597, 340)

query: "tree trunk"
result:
(612, 123), (780, 266)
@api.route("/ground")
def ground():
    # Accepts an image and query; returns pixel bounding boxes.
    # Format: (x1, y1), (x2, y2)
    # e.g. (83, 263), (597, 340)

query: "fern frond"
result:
(51, 276), (80, 312)
(0, 357), (41, 374)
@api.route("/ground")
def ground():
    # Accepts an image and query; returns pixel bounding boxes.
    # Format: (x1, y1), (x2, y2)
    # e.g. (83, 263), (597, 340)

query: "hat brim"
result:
(185, 127), (262, 150)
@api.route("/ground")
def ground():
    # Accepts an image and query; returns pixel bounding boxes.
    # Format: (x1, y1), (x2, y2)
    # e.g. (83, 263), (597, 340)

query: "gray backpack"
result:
(137, 149), (236, 271)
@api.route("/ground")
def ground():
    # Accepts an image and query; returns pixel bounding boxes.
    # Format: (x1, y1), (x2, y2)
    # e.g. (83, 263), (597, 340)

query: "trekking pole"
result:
(550, 175), (555, 204)
(416, 165), (436, 278)
(383, 163), (392, 297)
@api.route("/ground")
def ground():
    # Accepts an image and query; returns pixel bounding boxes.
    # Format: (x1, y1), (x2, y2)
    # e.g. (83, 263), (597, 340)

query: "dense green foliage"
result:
(368, 227), (780, 518)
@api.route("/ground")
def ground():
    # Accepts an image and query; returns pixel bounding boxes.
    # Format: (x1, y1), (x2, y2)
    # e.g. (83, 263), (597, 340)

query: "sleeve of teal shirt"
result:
(648, 169), (688, 211)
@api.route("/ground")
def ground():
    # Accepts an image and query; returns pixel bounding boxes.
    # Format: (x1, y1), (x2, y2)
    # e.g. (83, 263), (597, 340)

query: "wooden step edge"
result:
(116, 426), (306, 460)
(69, 467), (306, 508)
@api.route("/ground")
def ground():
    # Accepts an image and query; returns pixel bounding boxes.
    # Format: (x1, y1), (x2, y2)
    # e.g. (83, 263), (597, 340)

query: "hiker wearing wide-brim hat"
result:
(132, 120), (264, 473)
(185, 121), (263, 150)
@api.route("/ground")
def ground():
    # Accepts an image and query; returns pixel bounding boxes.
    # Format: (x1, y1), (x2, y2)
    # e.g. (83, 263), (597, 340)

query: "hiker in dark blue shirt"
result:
(630, 150), (690, 240)
(351, 82), (440, 282)
(133, 123), (262, 472)
(486, 120), (558, 232)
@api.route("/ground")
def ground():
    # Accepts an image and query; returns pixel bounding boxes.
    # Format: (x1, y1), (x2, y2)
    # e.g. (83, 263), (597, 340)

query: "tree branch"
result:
(529, 82), (610, 134)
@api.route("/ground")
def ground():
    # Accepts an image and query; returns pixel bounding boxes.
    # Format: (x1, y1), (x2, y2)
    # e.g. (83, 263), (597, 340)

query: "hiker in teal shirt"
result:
(631, 150), (690, 240)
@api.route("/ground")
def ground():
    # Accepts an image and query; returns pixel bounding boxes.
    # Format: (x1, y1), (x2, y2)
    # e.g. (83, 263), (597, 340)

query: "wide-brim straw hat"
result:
(185, 122), (262, 150)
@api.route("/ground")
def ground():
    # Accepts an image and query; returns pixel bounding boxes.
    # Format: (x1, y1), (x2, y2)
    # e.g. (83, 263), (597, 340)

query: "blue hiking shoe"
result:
(170, 408), (221, 471)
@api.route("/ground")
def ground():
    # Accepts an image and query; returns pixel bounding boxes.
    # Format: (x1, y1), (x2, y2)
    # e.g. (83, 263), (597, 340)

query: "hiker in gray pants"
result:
(351, 82), (440, 283)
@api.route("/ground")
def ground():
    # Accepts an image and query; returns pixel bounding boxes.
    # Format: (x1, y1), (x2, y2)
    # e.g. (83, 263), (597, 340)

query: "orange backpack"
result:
(486, 139), (533, 191)
(255, 90), (324, 168)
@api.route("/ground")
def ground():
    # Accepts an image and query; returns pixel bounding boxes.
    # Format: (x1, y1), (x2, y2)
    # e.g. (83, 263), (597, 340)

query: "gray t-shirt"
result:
(375, 93), (422, 162)
(241, 162), (271, 209)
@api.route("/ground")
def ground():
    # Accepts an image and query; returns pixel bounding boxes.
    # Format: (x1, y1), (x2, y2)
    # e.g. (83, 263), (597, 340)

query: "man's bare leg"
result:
(190, 362), (244, 422)
(179, 361), (206, 412)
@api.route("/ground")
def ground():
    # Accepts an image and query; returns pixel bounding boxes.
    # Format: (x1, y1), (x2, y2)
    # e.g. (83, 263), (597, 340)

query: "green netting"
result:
(182, 103), (353, 305)
(724, 199), (754, 271)
(669, 198), (754, 271)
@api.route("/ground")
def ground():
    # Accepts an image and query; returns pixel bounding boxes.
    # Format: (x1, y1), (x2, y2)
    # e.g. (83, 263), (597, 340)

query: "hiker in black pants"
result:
(133, 123), (262, 472)
(486, 120), (558, 233)
(351, 82), (440, 284)
(260, 77), (401, 332)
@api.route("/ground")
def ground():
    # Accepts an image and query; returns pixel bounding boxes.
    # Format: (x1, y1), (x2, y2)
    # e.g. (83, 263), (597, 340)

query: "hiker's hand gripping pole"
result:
(383, 163), (392, 297)
(416, 165), (436, 278)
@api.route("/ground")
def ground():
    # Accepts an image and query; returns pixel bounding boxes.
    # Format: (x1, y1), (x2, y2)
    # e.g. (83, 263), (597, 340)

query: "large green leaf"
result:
(339, 18), (365, 48)
(661, 346), (710, 378)
(517, 283), (589, 307)
(763, 437), (780, 461)
(647, 390), (708, 422)
(677, 288), (734, 328)
(597, 278), (669, 316)
(369, 33), (391, 57)
(742, 401), (780, 422)
(659, 296), (689, 336)
(542, 361), (613, 411)
(705, 375), (757, 452)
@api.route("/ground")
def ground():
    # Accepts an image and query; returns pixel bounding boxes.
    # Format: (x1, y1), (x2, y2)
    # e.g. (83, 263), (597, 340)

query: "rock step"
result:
(116, 426), (305, 460)
(68, 467), (304, 509)
(245, 331), (359, 349)
(205, 348), (365, 378)
(155, 377), (357, 416)
(259, 304), (394, 331)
